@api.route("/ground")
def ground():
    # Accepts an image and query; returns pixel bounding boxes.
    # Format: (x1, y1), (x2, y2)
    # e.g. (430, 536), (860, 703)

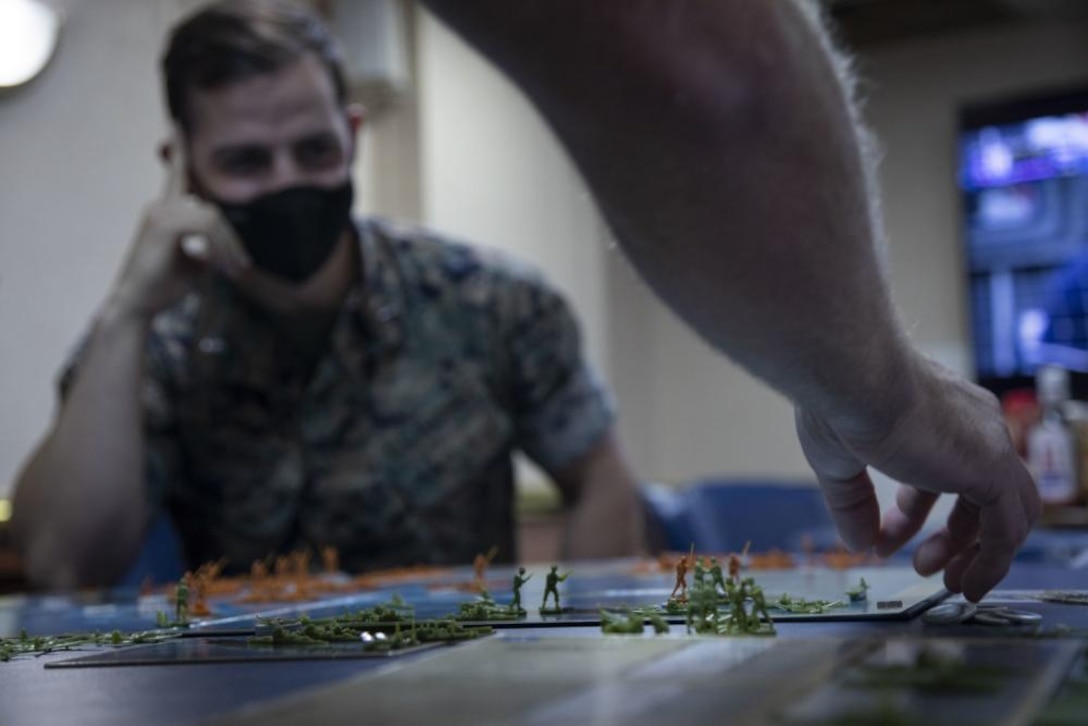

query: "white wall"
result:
(415, 10), (610, 375)
(0, 1), (176, 498)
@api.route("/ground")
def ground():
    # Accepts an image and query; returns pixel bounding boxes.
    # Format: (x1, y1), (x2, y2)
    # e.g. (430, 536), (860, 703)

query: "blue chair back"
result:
(116, 512), (185, 587)
(643, 479), (839, 553)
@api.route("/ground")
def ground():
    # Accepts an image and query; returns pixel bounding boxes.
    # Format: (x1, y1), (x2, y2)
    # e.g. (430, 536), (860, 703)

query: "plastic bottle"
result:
(1026, 365), (1078, 507)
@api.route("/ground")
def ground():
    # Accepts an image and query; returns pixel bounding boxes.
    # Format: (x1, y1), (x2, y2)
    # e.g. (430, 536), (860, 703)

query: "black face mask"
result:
(215, 181), (354, 283)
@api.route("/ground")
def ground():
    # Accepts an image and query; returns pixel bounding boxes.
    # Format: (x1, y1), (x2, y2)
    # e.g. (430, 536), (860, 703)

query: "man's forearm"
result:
(12, 302), (151, 588)
(557, 434), (643, 559)
(564, 478), (643, 560)
(422, 1), (915, 431)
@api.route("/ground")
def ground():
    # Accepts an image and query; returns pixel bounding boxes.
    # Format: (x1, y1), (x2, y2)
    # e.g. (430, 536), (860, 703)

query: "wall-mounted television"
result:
(960, 84), (1088, 398)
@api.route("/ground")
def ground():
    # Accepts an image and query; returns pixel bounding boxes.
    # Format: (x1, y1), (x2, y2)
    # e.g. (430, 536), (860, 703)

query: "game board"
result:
(0, 559), (946, 640)
(176, 562), (943, 633)
(203, 634), (1087, 726)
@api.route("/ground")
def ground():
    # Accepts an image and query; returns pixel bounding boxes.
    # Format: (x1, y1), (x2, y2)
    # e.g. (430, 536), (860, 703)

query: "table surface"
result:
(1, 556), (1086, 726)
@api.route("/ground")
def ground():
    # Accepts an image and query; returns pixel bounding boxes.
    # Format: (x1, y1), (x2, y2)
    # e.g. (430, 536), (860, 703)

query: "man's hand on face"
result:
(108, 130), (251, 320)
(795, 355), (1041, 603)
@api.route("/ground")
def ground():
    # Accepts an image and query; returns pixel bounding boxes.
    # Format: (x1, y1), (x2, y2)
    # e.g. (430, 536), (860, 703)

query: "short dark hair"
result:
(162, 0), (348, 130)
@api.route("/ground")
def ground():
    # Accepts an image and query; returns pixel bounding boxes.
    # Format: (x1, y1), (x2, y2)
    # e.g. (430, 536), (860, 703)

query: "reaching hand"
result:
(108, 129), (250, 319)
(795, 356), (1041, 602)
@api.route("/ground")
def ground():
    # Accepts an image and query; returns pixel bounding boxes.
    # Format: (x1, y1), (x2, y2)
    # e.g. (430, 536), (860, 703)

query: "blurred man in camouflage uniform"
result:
(12, 0), (642, 588)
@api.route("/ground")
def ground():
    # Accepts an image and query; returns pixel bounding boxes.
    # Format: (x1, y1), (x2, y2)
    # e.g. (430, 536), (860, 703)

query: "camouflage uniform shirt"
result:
(60, 219), (615, 573)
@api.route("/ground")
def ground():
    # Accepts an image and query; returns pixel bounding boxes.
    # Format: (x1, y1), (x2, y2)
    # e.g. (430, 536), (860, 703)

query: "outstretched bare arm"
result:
(421, 0), (1039, 600)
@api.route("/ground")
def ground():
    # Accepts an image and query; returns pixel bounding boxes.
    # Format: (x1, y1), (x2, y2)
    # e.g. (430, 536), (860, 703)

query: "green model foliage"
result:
(0, 628), (183, 662)
(773, 593), (845, 615)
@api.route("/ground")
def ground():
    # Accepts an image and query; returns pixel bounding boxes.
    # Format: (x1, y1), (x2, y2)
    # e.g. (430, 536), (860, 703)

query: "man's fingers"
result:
(959, 483), (1032, 602)
(169, 204), (250, 279)
(942, 542), (980, 594)
(875, 486), (938, 557)
(162, 127), (189, 201)
(795, 408), (879, 552)
(911, 497), (980, 577)
(173, 189), (251, 277)
(179, 233), (210, 261)
(209, 212), (252, 276)
(817, 471), (880, 552)
(960, 540), (1015, 603)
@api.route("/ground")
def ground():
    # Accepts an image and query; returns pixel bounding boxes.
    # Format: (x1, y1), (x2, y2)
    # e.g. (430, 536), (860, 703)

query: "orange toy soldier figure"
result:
(728, 553), (741, 585)
(728, 541), (750, 585)
(669, 552), (691, 603)
(187, 563), (218, 617)
(249, 559), (270, 600)
(321, 546), (340, 575)
(290, 550), (311, 578)
(471, 546), (499, 592)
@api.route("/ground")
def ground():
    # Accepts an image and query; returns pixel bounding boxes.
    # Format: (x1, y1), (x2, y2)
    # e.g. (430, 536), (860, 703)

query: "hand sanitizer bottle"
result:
(1027, 365), (1078, 506)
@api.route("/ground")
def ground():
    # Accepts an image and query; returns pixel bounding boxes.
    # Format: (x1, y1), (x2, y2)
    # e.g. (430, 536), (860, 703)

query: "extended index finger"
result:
(161, 126), (189, 200)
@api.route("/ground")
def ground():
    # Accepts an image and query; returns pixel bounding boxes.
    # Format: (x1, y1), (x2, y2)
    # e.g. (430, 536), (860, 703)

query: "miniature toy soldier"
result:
(689, 559), (723, 634)
(747, 579), (774, 633)
(189, 570), (212, 617)
(669, 554), (690, 603)
(847, 577), (870, 603)
(321, 546), (340, 575)
(601, 609), (644, 635)
(290, 550), (311, 578)
(174, 574), (190, 623)
(728, 552), (741, 584)
(541, 565), (570, 610)
(724, 577), (746, 629)
(708, 557), (727, 595)
(647, 611), (670, 635)
(472, 546), (499, 592)
(511, 567), (532, 613)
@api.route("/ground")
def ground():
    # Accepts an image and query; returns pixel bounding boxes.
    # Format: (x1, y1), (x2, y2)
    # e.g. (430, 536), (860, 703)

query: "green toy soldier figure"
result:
(511, 567), (532, 613)
(724, 577), (745, 629)
(746, 579), (775, 634)
(600, 609), (645, 635)
(175, 574), (190, 624)
(847, 577), (870, 603)
(708, 557), (727, 596)
(541, 565), (570, 611)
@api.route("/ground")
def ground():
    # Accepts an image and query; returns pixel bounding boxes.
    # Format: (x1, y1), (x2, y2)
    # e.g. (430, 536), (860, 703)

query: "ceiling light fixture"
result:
(0, 0), (63, 91)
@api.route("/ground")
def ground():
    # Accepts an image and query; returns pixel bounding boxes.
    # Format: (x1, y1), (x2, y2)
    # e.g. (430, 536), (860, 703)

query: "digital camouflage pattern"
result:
(60, 219), (614, 573)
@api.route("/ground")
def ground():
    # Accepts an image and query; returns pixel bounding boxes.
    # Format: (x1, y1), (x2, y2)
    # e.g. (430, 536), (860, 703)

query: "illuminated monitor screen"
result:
(959, 86), (1088, 396)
